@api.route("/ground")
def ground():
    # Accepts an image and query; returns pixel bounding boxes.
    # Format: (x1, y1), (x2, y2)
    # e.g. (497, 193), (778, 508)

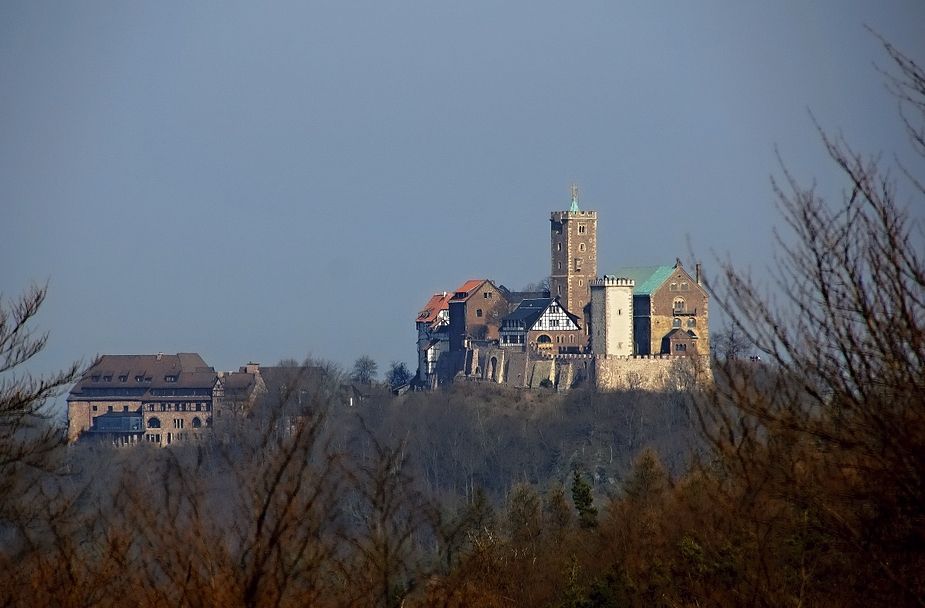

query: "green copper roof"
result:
(568, 193), (581, 212)
(610, 265), (675, 295)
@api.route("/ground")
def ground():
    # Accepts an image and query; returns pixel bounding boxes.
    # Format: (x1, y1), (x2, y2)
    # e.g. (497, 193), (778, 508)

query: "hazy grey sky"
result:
(2, 1), (923, 387)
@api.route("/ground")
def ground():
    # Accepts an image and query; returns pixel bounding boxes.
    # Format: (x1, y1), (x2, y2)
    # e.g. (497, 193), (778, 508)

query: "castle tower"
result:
(590, 276), (635, 356)
(550, 185), (598, 327)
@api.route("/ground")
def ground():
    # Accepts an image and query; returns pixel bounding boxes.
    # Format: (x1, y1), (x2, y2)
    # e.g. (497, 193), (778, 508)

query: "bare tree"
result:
(352, 355), (378, 385)
(0, 285), (80, 551)
(697, 36), (925, 606)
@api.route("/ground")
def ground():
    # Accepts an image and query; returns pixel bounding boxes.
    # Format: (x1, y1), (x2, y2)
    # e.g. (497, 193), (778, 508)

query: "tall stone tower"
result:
(550, 185), (598, 325)
(590, 276), (634, 356)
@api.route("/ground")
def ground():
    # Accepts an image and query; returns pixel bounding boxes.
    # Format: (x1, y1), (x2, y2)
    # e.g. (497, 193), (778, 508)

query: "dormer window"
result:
(90, 375), (101, 382)
(135, 375), (144, 382)
(119, 375), (128, 382)
(165, 375), (177, 383)
(102, 375), (112, 382)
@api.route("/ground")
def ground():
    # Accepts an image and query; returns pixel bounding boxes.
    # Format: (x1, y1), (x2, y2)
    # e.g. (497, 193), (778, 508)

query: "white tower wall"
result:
(590, 277), (634, 356)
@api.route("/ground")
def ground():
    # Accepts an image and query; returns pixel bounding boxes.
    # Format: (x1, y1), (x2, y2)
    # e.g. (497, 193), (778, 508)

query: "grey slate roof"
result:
(68, 353), (217, 400)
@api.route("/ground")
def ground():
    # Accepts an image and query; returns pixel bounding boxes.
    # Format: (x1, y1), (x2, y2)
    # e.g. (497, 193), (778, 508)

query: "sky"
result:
(1, 1), (923, 395)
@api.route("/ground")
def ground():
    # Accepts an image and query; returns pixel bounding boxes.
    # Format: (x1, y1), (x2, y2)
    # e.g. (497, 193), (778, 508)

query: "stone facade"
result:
(464, 347), (711, 392)
(646, 264), (709, 355)
(550, 203), (597, 338)
(67, 353), (261, 447)
(448, 279), (512, 351)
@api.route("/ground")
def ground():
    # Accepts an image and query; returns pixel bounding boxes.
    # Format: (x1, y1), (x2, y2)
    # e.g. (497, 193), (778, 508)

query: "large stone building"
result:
(550, 184), (597, 334)
(413, 186), (711, 391)
(610, 262), (709, 356)
(67, 353), (261, 446)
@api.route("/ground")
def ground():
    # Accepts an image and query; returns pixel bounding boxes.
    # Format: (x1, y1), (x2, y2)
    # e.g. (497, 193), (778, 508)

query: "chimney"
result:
(156, 352), (163, 360)
(695, 263), (702, 286)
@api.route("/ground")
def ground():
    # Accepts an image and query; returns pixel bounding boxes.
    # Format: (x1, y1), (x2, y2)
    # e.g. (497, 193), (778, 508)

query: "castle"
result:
(415, 186), (711, 391)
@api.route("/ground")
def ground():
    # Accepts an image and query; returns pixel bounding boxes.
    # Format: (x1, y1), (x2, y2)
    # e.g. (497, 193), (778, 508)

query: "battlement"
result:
(591, 276), (635, 288)
(550, 210), (597, 221)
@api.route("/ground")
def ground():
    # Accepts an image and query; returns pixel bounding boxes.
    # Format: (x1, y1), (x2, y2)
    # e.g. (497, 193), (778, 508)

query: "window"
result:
(119, 375), (128, 382)
(174, 419), (184, 429)
(675, 343), (687, 352)
(557, 261), (562, 270)
(681, 282), (689, 291)
(107, 405), (113, 412)
(550, 319), (560, 327)
(556, 242), (562, 251)
(122, 405), (128, 412)
(578, 224), (586, 234)
(148, 417), (161, 429)
(569, 335), (575, 343)
(673, 318), (681, 328)
(673, 298), (685, 313)
(574, 258), (583, 271)
(578, 242), (586, 252)
(557, 285), (562, 295)
(102, 375), (112, 382)
(165, 375), (177, 382)
(135, 375), (144, 382)
(687, 318), (697, 328)
(476, 309), (483, 318)
(92, 405), (98, 412)
(483, 291), (492, 299)
(192, 417), (202, 428)
(669, 283), (677, 291)
(91, 375), (100, 382)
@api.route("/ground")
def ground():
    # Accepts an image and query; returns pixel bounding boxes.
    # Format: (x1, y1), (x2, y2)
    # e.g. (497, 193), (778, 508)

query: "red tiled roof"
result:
(416, 292), (452, 323)
(449, 279), (487, 302)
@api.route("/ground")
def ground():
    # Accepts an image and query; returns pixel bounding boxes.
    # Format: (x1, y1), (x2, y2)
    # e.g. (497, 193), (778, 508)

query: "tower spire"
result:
(569, 183), (581, 212)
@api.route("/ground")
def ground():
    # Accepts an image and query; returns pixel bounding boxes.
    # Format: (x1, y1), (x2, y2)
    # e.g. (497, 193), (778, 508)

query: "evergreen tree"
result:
(571, 470), (598, 529)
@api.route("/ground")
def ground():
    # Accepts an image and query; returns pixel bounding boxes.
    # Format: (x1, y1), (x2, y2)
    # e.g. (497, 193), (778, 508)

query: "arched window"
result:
(578, 242), (586, 252)
(687, 318), (697, 328)
(673, 297), (685, 313)
(147, 417), (161, 429)
(672, 318), (682, 328)
(537, 334), (552, 344)
(192, 417), (202, 428)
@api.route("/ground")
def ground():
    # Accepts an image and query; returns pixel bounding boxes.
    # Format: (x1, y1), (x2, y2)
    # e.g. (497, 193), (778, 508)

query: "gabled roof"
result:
(610, 266), (675, 296)
(416, 292), (452, 323)
(664, 328), (699, 341)
(502, 297), (581, 330)
(503, 298), (552, 326)
(448, 279), (488, 302)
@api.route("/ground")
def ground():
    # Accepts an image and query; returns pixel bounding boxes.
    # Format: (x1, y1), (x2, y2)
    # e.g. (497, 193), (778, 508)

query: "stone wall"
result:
(462, 346), (711, 392)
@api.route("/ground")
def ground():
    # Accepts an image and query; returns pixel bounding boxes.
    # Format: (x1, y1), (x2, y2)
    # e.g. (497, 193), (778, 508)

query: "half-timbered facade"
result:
(500, 297), (583, 354)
